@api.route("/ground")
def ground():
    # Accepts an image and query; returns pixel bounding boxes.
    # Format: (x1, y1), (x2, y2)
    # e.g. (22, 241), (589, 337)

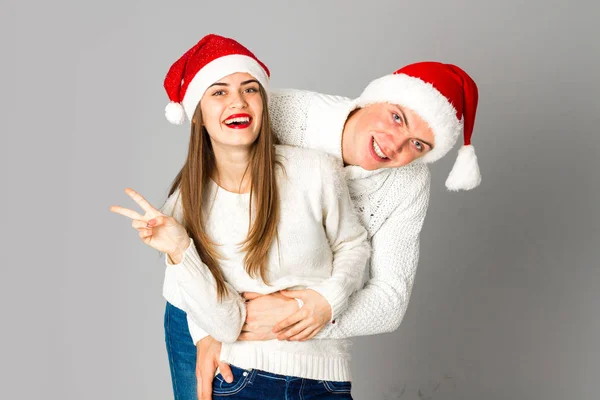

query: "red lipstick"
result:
(223, 113), (252, 129)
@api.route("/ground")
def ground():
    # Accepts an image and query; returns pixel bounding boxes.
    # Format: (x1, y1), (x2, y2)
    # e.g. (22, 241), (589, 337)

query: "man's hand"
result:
(195, 336), (231, 400)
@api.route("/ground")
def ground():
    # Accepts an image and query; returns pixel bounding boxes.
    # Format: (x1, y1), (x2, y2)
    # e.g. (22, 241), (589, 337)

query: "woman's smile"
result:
(224, 113), (253, 129)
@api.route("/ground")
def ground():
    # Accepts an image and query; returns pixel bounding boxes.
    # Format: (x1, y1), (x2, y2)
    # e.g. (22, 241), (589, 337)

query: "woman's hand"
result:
(273, 289), (332, 341)
(238, 291), (299, 341)
(239, 289), (332, 342)
(195, 336), (231, 400)
(110, 188), (190, 261)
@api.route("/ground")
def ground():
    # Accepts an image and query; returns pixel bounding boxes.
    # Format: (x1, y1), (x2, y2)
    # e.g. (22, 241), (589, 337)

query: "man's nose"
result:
(389, 131), (410, 153)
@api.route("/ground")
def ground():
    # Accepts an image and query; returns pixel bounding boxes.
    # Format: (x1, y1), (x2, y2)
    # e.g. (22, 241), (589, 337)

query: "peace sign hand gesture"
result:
(110, 188), (191, 262)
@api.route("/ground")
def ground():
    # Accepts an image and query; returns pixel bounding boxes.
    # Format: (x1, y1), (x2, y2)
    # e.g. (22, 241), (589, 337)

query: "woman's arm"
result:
(160, 190), (246, 344)
(164, 238), (246, 344)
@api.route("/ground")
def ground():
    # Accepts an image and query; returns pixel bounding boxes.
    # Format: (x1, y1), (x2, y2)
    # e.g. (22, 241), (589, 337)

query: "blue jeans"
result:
(164, 302), (353, 399)
(164, 302), (197, 400)
(213, 365), (353, 399)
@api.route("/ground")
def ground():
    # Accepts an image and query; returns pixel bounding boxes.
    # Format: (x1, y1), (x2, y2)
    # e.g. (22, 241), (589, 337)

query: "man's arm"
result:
(314, 167), (431, 339)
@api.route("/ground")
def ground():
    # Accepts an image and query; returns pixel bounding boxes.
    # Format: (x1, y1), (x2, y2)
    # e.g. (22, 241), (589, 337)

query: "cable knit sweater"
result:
(161, 145), (369, 381)
(267, 89), (431, 339)
(164, 89), (431, 344)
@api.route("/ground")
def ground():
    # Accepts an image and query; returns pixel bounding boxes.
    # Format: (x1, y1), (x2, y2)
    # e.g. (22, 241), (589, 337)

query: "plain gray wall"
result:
(3, 0), (600, 399)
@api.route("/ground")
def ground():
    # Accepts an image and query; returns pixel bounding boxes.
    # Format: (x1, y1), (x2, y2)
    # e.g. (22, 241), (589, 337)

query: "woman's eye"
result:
(245, 87), (258, 93)
(392, 113), (402, 124)
(413, 140), (423, 152)
(212, 90), (226, 96)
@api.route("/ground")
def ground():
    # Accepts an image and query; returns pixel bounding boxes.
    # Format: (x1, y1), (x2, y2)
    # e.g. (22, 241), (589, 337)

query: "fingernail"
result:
(147, 219), (156, 227)
(225, 375), (233, 383)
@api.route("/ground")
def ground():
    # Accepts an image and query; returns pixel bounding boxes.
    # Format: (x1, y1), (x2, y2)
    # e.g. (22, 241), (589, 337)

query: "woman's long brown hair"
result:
(167, 85), (280, 300)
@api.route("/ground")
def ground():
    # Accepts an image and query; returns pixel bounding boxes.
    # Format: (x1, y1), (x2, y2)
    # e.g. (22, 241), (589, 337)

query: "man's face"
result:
(344, 103), (435, 170)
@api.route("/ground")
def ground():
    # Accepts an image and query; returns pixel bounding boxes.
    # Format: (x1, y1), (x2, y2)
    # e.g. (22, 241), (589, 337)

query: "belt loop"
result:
(247, 368), (258, 385)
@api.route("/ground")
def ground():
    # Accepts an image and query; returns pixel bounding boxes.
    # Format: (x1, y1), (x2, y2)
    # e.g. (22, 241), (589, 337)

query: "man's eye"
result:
(392, 113), (403, 125)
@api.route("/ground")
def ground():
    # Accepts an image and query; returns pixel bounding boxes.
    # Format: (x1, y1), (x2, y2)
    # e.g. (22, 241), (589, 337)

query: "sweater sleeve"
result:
(268, 89), (312, 148)
(307, 154), (370, 321)
(160, 189), (245, 344)
(187, 315), (210, 346)
(164, 239), (246, 344)
(313, 169), (431, 339)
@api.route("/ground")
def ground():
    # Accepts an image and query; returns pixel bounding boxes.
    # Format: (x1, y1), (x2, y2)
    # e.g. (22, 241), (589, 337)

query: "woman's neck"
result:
(212, 145), (252, 193)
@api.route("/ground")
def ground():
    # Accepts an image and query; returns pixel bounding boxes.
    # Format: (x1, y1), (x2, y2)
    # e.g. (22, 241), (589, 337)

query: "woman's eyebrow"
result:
(208, 79), (258, 89)
(208, 82), (228, 88)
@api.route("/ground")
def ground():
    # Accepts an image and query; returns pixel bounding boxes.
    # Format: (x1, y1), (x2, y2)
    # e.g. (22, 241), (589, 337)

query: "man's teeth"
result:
(225, 117), (250, 125)
(373, 139), (388, 159)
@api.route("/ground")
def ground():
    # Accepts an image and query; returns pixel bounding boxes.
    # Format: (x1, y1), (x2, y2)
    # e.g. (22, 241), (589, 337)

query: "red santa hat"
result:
(163, 34), (270, 125)
(356, 62), (481, 191)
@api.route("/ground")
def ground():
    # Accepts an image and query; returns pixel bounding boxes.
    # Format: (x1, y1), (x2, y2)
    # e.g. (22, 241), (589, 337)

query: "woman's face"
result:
(199, 72), (263, 152)
(344, 103), (435, 170)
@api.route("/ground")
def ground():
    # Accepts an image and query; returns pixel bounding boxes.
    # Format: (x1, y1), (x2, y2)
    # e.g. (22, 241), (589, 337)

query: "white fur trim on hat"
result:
(181, 54), (269, 121)
(356, 74), (462, 164)
(445, 145), (481, 191)
(165, 101), (186, 125)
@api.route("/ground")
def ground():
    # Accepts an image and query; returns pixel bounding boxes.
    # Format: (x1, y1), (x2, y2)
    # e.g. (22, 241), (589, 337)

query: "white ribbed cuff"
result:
(165, 238), (212, 283)
(187, 315), (210, 346)
(307, 283), (347, 322)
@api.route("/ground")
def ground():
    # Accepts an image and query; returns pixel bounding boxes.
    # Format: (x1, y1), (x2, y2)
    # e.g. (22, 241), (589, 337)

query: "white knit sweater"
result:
(161, 145), (369, 381)
(163, 89), (431, 365)
(267, 89), (431, 340)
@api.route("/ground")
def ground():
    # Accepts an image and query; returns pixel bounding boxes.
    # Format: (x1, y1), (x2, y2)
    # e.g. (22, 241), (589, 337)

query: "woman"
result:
(111, 34), (369, 399)
(191, 62), (482, 399)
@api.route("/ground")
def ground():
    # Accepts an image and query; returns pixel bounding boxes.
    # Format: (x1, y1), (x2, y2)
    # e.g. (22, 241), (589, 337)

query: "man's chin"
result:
(359, 161), (380, 171)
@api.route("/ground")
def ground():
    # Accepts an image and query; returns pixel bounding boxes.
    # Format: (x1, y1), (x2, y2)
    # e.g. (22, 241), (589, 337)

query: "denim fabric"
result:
(164, 302), (353, 399)
(213, 365), (352, 399)
(164, 302), (197, 400)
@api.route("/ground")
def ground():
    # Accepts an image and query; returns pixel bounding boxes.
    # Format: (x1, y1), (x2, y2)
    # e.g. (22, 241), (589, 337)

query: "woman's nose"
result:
(229, 92), (247, 109)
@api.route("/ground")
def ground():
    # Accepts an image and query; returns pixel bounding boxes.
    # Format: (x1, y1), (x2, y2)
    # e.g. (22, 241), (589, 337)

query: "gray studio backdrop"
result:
(3, 0), (599, 399)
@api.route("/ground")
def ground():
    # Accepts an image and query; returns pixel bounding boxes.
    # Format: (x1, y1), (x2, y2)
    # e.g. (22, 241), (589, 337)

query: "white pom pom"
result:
(445, 145), (481, 191)
(165, 102), (186, 125)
